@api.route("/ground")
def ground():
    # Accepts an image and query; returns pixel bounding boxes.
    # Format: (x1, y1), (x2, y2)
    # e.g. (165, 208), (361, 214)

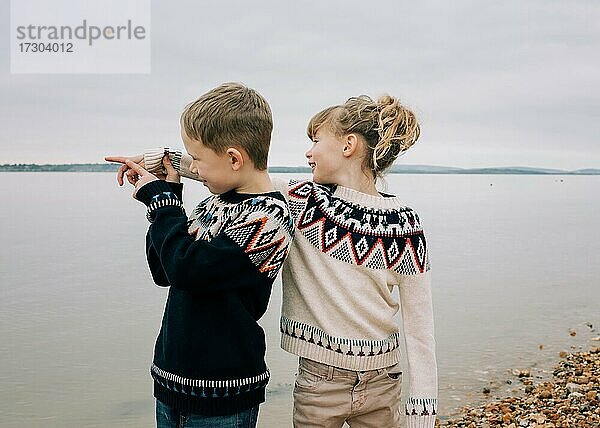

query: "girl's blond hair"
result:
(307, 95), (420, 179)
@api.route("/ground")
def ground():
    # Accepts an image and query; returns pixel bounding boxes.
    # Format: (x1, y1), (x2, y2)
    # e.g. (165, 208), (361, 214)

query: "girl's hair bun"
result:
(372, 95), (420, 175)
(306, 94), (420, 179)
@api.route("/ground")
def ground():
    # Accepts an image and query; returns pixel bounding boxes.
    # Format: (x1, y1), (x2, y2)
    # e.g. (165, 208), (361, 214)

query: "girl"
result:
(275, 95), (437, 428)
(115, 93), (437, 428)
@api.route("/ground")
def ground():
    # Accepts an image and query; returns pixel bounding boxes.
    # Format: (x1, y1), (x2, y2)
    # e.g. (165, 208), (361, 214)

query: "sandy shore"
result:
(437, 343), (599, 427)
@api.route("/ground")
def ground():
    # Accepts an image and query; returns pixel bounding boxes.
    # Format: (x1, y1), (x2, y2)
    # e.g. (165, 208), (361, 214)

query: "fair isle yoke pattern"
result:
(287, 180), (430, 274)
(188, 194), (294, 279)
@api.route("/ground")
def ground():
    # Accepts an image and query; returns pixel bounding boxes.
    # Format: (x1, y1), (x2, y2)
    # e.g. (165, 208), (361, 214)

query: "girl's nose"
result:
(305, 149), (312, 159)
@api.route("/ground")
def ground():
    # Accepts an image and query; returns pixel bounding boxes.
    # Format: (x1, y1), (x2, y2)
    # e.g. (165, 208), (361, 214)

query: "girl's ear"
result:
(342, 134), (359, 158)
(227, 148), (244, 171)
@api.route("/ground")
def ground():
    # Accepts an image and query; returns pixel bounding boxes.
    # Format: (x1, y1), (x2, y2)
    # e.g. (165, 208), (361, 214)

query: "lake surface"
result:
(1, 172), (598, 427)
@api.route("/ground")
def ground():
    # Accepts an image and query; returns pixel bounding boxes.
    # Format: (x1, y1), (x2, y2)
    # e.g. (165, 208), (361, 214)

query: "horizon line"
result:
(0, 162), (598, 170)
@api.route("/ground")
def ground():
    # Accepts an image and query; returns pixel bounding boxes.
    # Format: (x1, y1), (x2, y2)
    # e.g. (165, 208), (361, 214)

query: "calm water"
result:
(1, 172), (598, 427)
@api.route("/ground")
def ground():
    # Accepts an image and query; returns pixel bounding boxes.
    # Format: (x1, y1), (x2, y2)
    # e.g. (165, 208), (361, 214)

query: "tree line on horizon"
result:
(0, 163), (598, 174)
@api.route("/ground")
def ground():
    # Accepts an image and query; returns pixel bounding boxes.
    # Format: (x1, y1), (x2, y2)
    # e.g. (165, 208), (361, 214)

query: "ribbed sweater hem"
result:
(153, 381), (265, 416)
(406, 414), (436, 428)
(281, 333), (400, 371)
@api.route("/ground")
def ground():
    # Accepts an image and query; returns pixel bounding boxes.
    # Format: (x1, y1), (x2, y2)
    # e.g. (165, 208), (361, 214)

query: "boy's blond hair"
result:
(181, 82), (272, 170)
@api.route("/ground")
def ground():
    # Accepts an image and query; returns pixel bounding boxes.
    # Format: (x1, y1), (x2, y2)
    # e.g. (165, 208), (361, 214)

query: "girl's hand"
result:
(124, 160), (158, 200)
(162, 154), (180, 183)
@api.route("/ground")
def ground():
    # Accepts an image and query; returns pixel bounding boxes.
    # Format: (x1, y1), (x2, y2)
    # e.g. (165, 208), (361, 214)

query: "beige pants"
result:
(293, 357), (403, 428)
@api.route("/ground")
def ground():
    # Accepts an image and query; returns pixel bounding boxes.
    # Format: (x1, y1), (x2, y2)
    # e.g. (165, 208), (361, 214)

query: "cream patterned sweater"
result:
(144, 148), (438, 428)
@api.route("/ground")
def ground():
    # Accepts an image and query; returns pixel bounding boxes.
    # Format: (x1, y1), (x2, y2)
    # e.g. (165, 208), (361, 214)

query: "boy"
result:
(106, 83), (294, 428)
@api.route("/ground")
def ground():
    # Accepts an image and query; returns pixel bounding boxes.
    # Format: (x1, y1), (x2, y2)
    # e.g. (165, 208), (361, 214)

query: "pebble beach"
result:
(438, 342), (600, 428)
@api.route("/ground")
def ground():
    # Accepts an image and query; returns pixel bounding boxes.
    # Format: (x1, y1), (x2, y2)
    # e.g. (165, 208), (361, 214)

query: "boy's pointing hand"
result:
(125, 160), (158, 200)
(104, 154), (145, 186)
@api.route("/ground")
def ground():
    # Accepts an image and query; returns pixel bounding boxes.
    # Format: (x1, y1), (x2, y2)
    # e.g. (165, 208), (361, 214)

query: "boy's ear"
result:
(227, 148), (244, 171)
(342, 134), (359, 158)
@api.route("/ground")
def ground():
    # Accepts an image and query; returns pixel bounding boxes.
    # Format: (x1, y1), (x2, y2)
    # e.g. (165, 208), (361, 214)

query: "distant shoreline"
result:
(1, 164), (599, 175)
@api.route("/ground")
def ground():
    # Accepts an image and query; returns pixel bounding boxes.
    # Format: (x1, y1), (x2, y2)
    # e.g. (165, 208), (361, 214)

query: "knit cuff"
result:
(166, 181), (183, 200)
(135, 180), (185, 222)
(406, 414), (436, 428)
(144, 147), (182, 175)
(135, 180), (173, 206)
(405, 398), (437, 428)
(146, 197), (184, 223)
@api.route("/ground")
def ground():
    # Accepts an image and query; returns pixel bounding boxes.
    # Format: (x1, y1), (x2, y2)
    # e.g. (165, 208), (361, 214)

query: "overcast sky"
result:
(1, 0), (599, 169)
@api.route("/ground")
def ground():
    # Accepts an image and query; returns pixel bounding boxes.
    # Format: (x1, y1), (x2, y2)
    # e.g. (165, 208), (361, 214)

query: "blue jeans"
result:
(155, 399), (259, 428)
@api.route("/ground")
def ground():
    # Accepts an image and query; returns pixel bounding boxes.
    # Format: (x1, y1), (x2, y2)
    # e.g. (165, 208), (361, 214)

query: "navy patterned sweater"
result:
(135, 180), (294, 416)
